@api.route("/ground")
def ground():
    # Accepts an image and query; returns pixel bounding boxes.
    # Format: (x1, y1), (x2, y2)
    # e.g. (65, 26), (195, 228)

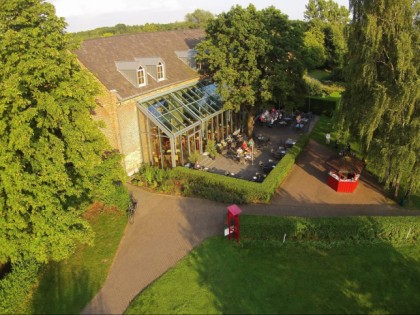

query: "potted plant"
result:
(205, 139), (218, 160)
(188, 150), (201, 167)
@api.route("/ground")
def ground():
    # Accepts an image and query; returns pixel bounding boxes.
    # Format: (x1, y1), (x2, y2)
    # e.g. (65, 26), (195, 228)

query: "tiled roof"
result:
(74, 29), (205, 100)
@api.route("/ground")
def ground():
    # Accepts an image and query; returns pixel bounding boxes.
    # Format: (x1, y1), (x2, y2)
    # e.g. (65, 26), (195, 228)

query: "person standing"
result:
(326, 132), (331, 144)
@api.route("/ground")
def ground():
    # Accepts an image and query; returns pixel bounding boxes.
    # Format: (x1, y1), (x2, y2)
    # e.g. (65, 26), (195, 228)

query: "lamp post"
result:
(248, 138), (254, 165)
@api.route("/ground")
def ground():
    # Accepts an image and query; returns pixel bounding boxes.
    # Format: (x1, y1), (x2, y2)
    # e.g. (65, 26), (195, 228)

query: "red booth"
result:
(326, 156), (365, 193)
(226, 204), (242, 242)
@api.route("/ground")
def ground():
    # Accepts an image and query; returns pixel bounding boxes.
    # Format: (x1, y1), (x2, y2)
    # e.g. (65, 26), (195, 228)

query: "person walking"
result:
(326, 132), (331, 144)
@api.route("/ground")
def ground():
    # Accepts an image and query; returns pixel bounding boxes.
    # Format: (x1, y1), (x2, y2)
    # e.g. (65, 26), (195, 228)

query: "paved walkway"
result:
(82, 140), (419, 315)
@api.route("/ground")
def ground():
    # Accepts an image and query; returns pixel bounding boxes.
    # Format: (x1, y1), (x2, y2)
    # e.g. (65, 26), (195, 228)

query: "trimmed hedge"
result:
(0, 260), (40, 314)
(299, 96), (340, 117)
(170, 134), (310, 204)
(241, 216), (419, 243)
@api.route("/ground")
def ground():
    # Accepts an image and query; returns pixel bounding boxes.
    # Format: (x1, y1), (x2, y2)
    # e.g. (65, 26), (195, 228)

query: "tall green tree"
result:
(304, 0), (349, 70)
(260, 8), (306, 109)
(303, 25), (327, 69)
(196, 5), (267, 136)
(196, 5), (304, 136)
(337, 0), (419, 198)
(0, 0), (128, 264)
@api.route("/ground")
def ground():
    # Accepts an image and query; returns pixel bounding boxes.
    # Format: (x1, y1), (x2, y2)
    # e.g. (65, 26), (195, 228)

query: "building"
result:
(75, 29), (239, 175)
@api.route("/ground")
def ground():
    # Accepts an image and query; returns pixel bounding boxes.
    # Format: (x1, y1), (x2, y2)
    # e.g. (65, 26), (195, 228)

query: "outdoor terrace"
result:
(190, 112), (318, 182)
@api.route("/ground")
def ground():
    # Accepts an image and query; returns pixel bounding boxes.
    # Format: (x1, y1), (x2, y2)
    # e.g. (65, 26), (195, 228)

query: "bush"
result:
(130, 127), (310, 204)
(171, 168), (268, 204)
(0, 260), (41, 314)
(241, 216), (419, 243)
(205, 140), (218, 159)
(131, 164), (172, 192)
(301, 96), (340, 117)
(169, 134), (310, 204)
(188, 151), (201, 164)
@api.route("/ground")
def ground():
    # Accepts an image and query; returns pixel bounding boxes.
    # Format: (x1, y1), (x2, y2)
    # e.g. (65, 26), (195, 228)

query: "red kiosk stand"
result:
(326, 155), (365, 193)
(327, 171), (359, 193)
(225, 204), (242, 242)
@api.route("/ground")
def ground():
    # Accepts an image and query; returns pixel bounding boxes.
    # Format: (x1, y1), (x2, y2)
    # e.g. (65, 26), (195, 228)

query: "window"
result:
(137, 66), (146, 87)
(157, 62), (164, 81)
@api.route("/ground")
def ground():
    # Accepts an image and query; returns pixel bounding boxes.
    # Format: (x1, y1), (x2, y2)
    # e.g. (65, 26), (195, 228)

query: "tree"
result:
(260, 9), (306, 110)
(185, 9), (214, 26)
(196, 5), (304, 136)
(337, 0), (419, 198)
(303, 26), (327, 69)
(0, 0), (128, 264)
(304, 0), (349, 70)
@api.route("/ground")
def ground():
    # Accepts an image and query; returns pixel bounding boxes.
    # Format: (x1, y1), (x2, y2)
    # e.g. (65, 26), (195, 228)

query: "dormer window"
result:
(157, 62), (165, 81)
(137, 66), (146, 87)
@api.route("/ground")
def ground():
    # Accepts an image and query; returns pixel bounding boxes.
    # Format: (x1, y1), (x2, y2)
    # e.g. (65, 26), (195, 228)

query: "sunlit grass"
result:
(126, 236), (420, 314)
(308, 69), (332, 81)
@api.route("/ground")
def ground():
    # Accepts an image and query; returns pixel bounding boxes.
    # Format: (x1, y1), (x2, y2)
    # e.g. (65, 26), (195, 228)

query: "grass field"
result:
(126, 236), (420, 314)
(308, 69), (332, 81)
(25, 204), (128, 314)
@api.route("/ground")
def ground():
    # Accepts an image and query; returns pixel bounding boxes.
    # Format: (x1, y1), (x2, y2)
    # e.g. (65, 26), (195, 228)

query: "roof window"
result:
(137, 66), (146, 87)
(157, 62), (165, 81)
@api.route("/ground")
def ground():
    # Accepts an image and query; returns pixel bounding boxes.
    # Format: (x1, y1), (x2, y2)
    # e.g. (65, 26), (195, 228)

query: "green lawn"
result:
(308, 69), (332, 81)
(126, 237), (420, 314)
(25, 205), (128, 314)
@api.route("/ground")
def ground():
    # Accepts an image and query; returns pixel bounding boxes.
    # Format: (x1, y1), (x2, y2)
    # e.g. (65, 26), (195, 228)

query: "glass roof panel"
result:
(139, 82), (224, 135)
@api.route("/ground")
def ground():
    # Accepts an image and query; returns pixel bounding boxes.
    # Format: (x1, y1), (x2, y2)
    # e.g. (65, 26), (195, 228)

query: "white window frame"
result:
(137, 66), (146, 87)
(157, 62), (165, 81)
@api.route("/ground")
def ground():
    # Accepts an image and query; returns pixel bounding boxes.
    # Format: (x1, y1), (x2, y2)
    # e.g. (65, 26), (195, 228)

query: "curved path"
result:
(82, 140), (419, 314)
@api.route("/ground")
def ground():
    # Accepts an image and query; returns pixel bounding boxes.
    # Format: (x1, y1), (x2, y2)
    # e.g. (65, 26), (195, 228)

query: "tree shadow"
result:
(176, 214), (420, 314)
(30, 261), (95, 314)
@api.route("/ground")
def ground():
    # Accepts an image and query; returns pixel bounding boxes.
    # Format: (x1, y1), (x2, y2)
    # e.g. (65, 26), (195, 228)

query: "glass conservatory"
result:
(137, 80), (240, 168)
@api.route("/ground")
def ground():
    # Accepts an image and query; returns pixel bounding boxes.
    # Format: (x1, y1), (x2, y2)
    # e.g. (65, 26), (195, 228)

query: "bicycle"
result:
(128, 193), (138, 224)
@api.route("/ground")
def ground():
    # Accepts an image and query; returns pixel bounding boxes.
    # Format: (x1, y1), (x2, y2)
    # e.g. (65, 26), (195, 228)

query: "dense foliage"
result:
(303, 0), (349, 72)
(72, 21), (201, 42)
(0, 260), (40, 314)
(337, 0), (419, 198)
(196, 5), (305, 136)
(0, 0), (128, 265)
(241, 215), (419, 243)
(71, 9), (213, 42)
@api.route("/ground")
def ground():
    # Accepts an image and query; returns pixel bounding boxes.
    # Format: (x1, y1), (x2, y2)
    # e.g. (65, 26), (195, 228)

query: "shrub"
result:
(188, 150), (201, 164)
(131, 164), (172, 193)
(205, 139), (218, 159)
(130, 125), (310, 204)
(301, 96), (340, 117)
(169, 134), (310, 204)
(241, 216), (419, 243)
(0, 260), (41, 314)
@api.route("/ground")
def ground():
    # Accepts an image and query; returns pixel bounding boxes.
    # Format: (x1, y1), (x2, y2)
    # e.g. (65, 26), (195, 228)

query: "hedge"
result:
(299, 96), (340, 117)
(241, 216), (419, 243)
(170, 133), (310, 204)
(0, 260), (41, 314)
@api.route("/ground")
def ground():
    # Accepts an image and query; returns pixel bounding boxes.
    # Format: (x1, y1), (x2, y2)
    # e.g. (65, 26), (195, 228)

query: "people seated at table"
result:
(241, 140), (249, 151)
